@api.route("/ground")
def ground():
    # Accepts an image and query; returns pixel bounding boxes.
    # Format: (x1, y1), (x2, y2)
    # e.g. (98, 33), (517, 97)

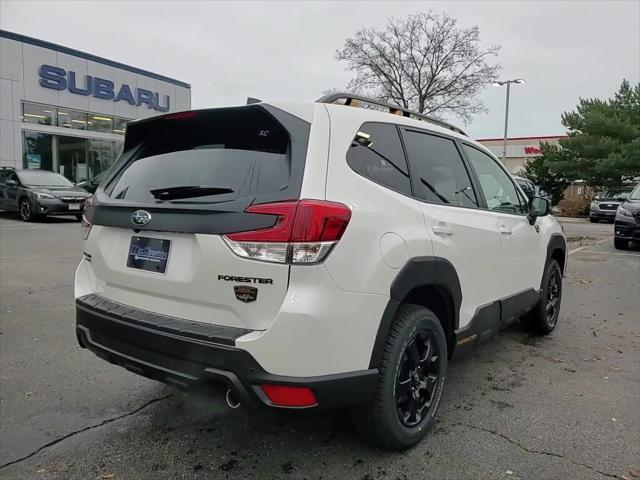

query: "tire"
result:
(522, 259), (562, 335)
(352, 304), (447, 450)
(614, 237), (629, 250)
(589, 217), (598, 223)
(19, 198), (36, 222)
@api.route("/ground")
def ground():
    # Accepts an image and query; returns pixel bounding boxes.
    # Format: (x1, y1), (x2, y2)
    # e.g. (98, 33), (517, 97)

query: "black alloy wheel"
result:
(396, 331), (441, 427)
(545, 267), (561, 328)
(352, 304), (447, 450)
(522, 258), (562, 335)
(20, 198), (34, 221)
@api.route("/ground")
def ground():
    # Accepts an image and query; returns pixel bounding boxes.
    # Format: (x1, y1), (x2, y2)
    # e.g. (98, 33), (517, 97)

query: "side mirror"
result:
(5, 179), (18, 187)
(528, 196), (551, 225)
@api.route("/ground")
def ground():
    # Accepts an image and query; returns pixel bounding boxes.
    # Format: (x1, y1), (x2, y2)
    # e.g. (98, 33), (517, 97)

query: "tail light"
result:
(162, 110), (197, 121)
(80, 215), (92, 240)
(223, 199), (351, 264)
(81, 195), (94, 240)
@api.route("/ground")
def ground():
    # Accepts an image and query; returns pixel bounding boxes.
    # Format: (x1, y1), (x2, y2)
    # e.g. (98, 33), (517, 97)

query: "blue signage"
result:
(38, 64), (170, 112)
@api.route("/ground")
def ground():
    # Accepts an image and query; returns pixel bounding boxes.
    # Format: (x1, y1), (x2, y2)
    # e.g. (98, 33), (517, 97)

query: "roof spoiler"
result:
(316, 92), (467, 137)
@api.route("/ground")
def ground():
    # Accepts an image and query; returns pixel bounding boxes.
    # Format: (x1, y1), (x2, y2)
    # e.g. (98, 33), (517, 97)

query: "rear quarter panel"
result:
(322, 105), (433, 295)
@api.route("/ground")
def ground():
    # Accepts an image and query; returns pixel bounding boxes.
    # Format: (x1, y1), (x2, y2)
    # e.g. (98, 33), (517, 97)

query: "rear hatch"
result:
(82, 104), (310, 331)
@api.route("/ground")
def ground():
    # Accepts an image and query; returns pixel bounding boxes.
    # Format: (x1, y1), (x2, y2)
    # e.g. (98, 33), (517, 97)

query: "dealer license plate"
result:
(126, 236), (170, 274)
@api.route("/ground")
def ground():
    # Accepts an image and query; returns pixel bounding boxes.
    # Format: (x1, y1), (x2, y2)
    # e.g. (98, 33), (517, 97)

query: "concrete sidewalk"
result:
(556, 216), (589, 223)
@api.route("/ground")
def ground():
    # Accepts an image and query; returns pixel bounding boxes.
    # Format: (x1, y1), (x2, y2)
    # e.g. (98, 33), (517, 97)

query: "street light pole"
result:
(493, 79), (525, 165)
(502, 82), (511, 163)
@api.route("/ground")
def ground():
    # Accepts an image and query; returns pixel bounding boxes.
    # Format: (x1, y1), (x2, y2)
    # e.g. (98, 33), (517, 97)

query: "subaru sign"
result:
(38, 64), (170, 112)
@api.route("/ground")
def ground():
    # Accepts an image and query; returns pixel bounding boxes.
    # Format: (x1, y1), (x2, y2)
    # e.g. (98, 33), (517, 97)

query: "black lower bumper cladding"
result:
(75, 294), (378, 409)
(615, 221), (640, 241)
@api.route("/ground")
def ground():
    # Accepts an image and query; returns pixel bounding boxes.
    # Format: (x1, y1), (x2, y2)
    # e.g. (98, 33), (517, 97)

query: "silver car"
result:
(589, 187), (633, 223)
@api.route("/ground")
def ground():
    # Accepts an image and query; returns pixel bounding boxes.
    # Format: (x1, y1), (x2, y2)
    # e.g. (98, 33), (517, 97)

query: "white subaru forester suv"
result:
(75, 93), (566, 450)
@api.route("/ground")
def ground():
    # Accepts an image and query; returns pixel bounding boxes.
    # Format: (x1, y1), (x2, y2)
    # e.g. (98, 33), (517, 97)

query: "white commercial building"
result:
(476, 135), (566, 174)
(0, 30), (191, 183)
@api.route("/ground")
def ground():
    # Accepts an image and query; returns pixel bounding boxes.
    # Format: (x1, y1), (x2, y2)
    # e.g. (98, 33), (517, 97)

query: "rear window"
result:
(105, 106), (303, 204)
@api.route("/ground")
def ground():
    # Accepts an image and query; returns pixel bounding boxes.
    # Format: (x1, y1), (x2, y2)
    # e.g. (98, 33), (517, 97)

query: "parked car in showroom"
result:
(0, 167), (90, 221)
(589, 186), (634, 223)
(76, 93), (565, 450)
(614, 183), (640, 250)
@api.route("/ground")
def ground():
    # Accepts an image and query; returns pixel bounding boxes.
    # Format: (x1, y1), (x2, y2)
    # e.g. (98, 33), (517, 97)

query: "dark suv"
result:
(0, 168), (90, 221)
(614, 183), (640, 250)
(589, 186), (633, 223)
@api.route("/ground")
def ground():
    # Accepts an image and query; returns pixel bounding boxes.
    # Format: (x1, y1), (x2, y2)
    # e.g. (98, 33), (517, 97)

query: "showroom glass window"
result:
(402, 130), (478, 208)
(462, 144), (526, 215)
(21, 102), (129, 136)
(22, 131), (53, 171)
(88, 114), (113, 134)
(22, 102), (55, 126)
(58, 108), (88, 130)
(346, 122), (412, 196)
(88, 139), (116, 180)
(113, 118), (127, 135)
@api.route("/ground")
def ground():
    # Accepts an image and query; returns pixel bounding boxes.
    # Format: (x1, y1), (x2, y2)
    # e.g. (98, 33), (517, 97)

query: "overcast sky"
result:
(2, 0), (638, 139)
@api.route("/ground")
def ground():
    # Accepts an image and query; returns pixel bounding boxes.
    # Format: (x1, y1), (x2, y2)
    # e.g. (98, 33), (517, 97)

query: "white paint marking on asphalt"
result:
(568, 235), (614, 255)
(578, 250), (640, 258)
(0, 226), (44, 230)
(568, 245), (589, 255)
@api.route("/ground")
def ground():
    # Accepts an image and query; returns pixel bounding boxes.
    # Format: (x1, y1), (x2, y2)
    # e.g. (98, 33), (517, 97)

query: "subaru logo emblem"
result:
(131, 210), (151, 226)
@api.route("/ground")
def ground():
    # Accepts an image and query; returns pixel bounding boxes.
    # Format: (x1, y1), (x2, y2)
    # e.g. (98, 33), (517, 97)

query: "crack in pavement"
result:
(457, 423), (621, 479)
(0, 393), (172, 471)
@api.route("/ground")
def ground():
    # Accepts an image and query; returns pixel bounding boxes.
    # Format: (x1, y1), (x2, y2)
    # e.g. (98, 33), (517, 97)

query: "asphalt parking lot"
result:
(0, 214), (638, 480)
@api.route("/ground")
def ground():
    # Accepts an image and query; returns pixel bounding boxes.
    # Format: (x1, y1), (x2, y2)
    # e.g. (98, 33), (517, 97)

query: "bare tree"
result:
(335, 11), (501, 123)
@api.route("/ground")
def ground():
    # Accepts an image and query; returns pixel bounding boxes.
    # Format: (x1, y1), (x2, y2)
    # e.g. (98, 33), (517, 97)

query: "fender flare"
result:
(545, 233), (567, 280)
(368, 257), (462, 368)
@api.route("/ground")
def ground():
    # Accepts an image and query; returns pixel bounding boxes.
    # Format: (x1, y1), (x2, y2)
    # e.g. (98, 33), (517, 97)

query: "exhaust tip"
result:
(225, 389), (240, 409)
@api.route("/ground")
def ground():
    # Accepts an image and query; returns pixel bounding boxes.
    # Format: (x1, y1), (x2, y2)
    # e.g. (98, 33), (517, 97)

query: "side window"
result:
(0, 171), (9, 184)
(402, 130), (478, 208)
(462, 144), (525, 215)
(346, 122), (412, 196)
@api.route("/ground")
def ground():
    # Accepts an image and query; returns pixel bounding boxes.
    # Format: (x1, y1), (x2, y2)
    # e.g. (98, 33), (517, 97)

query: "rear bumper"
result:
(76, 294), (378, 409)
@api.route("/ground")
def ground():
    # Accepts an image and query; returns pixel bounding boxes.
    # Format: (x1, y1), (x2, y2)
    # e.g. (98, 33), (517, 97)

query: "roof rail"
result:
(316, 92), (467, 137)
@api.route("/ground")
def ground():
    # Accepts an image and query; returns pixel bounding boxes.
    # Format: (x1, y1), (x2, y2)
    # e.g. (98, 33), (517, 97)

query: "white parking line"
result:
(568, 235), (614, 255)
(577, 250), (640, 258)
(0, 226), (44, 230)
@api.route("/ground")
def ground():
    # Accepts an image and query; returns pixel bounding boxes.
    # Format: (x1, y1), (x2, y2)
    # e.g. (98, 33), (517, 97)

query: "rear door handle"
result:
(433, 225), (454, 236)
(499, 225), (512, 235)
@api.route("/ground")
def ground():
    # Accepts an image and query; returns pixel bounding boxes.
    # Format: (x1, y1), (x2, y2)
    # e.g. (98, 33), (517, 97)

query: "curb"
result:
(556, 217), (589, 223)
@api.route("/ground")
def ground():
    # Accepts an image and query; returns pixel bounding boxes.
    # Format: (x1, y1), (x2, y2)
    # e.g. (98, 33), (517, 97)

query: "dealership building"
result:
(0, 30), (191, 183)
(476, 135), (566, 174)
(477, 135), (593, 200)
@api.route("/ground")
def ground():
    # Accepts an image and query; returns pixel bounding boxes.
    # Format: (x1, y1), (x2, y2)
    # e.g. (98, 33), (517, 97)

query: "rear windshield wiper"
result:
(150, 185), (234, 201)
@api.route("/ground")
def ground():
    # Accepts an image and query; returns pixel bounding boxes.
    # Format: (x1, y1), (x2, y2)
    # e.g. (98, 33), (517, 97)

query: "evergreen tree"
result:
(544, 80), (640, 188)
(522, 143), (572, 205)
